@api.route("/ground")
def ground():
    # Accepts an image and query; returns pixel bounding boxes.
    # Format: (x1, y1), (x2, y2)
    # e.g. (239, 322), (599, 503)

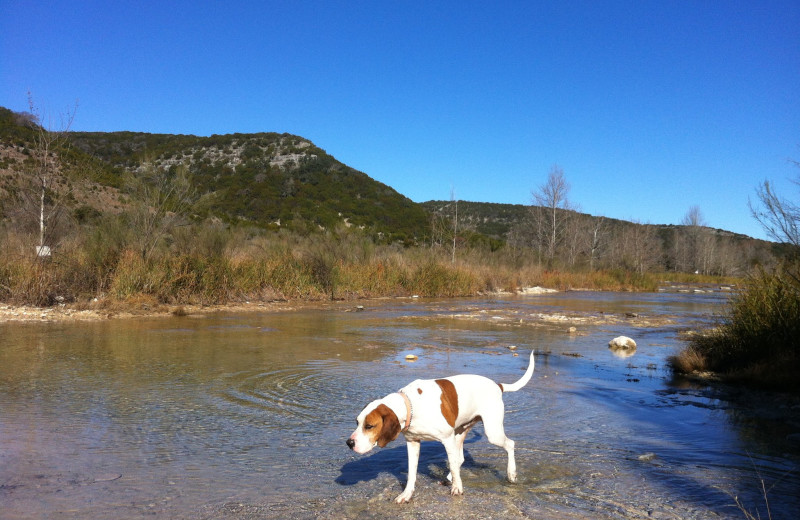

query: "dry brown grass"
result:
(0, 225), (743, 308)
(667, 346), (708, 374)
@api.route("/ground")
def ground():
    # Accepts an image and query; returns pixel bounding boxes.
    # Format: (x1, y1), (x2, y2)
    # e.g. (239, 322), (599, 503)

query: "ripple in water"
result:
(212, 359), (353, 431)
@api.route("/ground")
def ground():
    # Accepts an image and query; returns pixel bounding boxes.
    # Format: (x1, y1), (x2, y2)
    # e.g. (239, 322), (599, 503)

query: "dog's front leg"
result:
(395, 440), (420, 503)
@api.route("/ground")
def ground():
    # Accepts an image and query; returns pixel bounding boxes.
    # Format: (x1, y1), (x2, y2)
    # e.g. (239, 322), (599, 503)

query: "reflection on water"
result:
(1, 292), (798, 519)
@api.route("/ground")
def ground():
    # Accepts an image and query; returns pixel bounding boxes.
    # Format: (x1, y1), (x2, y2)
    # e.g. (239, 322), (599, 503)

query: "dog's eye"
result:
(364, 424), (375, 430)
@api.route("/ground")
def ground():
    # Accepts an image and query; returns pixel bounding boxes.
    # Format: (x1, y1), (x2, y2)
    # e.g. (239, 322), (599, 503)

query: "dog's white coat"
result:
(347, 351), (535, 503)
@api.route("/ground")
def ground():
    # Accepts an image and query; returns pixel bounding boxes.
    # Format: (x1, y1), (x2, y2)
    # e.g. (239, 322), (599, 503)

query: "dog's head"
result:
(346, 399), (401, 453)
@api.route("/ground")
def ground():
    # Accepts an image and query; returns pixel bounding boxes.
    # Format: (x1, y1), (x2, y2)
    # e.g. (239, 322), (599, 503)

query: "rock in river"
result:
(608, 336), (637, 358)
(609, 336), (637, 349)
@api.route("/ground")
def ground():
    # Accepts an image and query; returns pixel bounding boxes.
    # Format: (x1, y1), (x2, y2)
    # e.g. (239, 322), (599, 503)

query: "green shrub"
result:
(673, 263), (800, 390)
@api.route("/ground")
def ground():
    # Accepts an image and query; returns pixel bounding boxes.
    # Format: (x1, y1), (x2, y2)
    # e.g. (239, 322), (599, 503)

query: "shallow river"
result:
(1, 291), (799, 519)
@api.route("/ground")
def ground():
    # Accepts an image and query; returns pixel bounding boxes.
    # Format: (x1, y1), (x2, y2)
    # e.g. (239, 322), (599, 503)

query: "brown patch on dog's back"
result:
(435, 379), (459, 428)
(417, 387), (423, 394)
(498, 382), (504, 392)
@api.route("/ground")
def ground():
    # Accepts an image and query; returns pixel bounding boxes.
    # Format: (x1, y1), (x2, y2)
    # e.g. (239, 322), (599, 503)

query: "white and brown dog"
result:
(346, 351), (535, 503)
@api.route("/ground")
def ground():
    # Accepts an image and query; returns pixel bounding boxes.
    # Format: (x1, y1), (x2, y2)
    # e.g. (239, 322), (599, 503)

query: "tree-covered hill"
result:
(0, 106), (429, 241)
(68, 130), (428, 240)
(422, 199), (767, 243)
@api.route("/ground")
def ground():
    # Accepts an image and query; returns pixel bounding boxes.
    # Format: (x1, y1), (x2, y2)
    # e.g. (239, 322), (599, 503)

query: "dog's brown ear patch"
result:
(374, 404), (401, 447)
(435, 379), (459, 428)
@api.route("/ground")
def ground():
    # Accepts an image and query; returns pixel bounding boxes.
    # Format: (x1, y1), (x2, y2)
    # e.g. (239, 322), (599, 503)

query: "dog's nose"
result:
(346, 438), (355, 449)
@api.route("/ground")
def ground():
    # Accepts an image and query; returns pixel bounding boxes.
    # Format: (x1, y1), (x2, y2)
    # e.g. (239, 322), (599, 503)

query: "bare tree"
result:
(669, 228), (689, 273)
(682, 205), (705, 228)
(680, 205), (708, 273)
(532, 165), (572, 266)
(588, 217), (606, 271)
(750, 170), (800, 249)
(526, 205), (546, 266)
(639, 224), (663, 274)
(505, 223), (530, 266)
(429, 210), (449, 249)
(749, 165), (800, 293)
(618, 221), (662, 274)
(124, 160), (196, 260)
(20, 94), (77, 258)
(450, 186), (458, 264)
(711, 237), (739, 276)
(563, 213), (585, 268)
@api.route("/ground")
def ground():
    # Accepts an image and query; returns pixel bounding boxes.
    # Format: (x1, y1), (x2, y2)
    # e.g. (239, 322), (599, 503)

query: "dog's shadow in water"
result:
(336, 430), (490, 487)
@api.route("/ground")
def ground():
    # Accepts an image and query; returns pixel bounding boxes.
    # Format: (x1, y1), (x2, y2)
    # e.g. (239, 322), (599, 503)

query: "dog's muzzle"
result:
(346, 438), (355, 449)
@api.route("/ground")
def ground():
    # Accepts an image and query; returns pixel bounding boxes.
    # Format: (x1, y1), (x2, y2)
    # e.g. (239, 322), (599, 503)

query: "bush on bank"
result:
(669, 262), (800, 392)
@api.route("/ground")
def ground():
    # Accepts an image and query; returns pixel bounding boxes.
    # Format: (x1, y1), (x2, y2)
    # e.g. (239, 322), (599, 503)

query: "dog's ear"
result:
(375, 404), (401, 447)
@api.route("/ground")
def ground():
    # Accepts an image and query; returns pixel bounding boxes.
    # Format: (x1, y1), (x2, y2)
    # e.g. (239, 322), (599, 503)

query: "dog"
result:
(346, 351), (535, 503)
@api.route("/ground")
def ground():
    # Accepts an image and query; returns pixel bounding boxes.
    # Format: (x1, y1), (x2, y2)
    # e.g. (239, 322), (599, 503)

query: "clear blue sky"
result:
(2, 1), (798, 240)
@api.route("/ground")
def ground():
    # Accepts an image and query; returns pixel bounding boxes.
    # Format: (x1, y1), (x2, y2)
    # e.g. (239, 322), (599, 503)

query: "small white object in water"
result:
(609, 336), (637, 358)
(609, 336), (637, 350)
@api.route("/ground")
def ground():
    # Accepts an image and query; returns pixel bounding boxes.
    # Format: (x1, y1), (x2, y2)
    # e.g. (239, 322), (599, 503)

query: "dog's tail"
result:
(500, 351), (535, 393)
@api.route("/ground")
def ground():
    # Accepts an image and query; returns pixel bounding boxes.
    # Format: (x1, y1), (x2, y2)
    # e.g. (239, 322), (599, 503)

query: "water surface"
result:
(1, 291), (798, 519)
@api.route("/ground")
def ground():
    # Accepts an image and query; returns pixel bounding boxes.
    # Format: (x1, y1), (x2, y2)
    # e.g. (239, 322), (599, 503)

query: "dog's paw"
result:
(508, 471), (518, 483)
(450, 484), (464, 496)
(394, 491), (413, 504)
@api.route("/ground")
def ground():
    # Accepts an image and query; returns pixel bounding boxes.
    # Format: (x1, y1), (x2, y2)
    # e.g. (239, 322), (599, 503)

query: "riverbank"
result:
(0, 286), (561, 323)
(0, 287), (688, 336)
(0, 299), (316, 323)
(0, 282), (730, 327)
(0, 284), (688, 328)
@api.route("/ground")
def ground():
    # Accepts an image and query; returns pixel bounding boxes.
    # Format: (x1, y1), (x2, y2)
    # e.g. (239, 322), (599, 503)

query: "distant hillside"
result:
(421, 200), (529, 238)
(421, 199), (762, 242)
(0, 106), (429, 241)
(422, 199), (779, 275)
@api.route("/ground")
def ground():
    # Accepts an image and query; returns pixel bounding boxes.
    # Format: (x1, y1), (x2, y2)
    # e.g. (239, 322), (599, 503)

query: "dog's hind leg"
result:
(482, 409), (517, 482)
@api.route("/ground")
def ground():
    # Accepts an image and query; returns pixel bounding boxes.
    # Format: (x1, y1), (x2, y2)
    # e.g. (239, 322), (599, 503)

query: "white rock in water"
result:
(609, 336), (637, 350)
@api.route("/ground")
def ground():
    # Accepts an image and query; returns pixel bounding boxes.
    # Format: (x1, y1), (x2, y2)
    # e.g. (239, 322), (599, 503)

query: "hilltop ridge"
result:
(0, 106), (428, 241)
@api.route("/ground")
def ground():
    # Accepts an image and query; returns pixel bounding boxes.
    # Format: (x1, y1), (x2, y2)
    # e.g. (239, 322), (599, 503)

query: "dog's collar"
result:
(397, 390), (413, 432)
